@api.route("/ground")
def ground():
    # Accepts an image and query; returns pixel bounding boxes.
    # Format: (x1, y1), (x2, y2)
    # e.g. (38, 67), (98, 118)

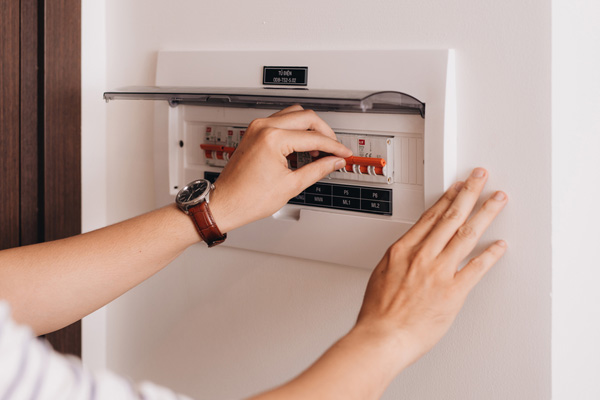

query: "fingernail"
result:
(493, 191), (506, 201)
(334, 158), (346, 170)
(472, 168), (485, 178)
(454, 181), (464, 191)
(496, 240), (507, 248)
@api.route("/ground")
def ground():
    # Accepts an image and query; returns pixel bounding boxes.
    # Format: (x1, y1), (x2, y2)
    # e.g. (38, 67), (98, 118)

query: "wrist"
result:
(164, 203), (205, 247)
(174, 179), (228, 247)
(345, 322), (416, 376)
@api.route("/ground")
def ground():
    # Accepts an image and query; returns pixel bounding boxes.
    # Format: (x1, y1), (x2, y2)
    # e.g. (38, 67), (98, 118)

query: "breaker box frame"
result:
(105, 50), (456, 269)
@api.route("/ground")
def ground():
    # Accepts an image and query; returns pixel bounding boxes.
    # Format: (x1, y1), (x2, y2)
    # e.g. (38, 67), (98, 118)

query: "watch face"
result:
(176, 179), (210, 208)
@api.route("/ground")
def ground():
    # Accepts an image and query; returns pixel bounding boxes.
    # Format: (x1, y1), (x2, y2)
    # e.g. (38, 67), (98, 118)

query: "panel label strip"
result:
(204, 172), (392, 216)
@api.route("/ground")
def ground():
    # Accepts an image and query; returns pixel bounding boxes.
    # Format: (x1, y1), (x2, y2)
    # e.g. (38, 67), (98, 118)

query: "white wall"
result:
(84, 1), (556, 398)
(81, 0), (107, 372)
(552, 1), (600, 399)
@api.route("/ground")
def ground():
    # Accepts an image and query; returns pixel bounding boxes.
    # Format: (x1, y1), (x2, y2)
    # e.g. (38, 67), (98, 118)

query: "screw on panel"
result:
(174, 186), (178, 189)
(179, 140), (184, 147)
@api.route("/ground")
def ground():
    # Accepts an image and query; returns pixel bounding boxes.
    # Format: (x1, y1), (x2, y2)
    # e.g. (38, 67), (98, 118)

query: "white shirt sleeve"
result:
(0, 301), (193, 400)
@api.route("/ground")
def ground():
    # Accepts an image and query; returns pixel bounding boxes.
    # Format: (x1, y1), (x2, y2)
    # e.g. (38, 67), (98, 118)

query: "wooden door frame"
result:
(1, 0), (82, 357)
(0, 0), (21, 251)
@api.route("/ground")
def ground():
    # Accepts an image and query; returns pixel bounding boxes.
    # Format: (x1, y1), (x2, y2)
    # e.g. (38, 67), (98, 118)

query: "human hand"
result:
(354, 168), (508, 371)
(208, 105), (352, 233)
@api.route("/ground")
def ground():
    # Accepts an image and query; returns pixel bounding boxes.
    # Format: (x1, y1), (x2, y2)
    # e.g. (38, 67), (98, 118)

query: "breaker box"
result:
(104, 50), (455, 269)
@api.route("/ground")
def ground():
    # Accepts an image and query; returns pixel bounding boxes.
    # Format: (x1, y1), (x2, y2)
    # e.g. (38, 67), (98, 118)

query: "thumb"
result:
(291, 156), (346, 194)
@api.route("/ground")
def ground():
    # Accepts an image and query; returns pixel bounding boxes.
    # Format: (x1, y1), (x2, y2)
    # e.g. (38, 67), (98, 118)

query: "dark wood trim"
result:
(42, 0), (81, 242)
(40, 0), (82, 357)
(20, 0), (41, 246)
(44, 320), (81, 357)
(1, 0), (82, 357)
(0, 0), (21, 251)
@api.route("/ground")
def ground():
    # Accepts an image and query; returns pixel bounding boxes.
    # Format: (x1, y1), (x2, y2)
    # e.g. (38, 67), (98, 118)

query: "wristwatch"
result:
(175, 179), (227, 247)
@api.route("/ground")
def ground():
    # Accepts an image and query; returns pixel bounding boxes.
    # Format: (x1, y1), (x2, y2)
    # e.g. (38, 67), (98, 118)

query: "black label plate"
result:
(204, 172), (392, 216)
(263, 66), (308, 86)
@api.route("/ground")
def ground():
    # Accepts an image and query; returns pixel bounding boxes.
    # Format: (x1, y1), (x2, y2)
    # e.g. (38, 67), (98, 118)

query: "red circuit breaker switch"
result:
(200, 144), (236, 161)
(203, 125), (243, 167)
(343, 157), (386, 175)
(331, 133), (394, 184)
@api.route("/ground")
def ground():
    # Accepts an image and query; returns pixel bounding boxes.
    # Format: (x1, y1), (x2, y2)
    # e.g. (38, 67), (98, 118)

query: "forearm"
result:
(0, 107), (351, 337)
(0, 204), (199, 335)
(250, 327), (410, 400)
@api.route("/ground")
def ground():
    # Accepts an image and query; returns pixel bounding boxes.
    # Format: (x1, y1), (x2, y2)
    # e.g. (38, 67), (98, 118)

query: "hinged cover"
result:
(103, 87), (425, 117)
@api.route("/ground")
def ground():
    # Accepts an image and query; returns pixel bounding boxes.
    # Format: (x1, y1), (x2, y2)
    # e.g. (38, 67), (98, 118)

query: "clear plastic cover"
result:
(103, 86), (425, 117)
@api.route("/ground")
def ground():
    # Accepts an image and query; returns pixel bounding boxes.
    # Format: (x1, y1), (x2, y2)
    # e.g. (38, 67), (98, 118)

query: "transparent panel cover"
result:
(103, 87), (425, 117)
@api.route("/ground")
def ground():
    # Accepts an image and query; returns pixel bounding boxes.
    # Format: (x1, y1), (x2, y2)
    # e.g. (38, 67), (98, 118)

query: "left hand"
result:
(354, 168), (508, 370)
(209, 105), (352, 233)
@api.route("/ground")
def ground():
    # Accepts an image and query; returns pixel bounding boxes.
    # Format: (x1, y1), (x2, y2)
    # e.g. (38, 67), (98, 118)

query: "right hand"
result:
(354, 168), (508, 370)
(209, 105), (352, 233)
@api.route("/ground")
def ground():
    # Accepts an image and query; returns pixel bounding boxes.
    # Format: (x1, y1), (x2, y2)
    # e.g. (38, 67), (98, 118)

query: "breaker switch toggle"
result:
(286, 153), (387, 176)
(200, 144), (236, 159)
(344, 156), (386, 168)
(342, 156), (386, 175)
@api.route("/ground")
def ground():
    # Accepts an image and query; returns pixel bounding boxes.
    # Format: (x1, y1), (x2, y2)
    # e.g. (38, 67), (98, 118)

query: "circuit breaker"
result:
(197, 125), (399, 215)
(104, 50), (455, 269)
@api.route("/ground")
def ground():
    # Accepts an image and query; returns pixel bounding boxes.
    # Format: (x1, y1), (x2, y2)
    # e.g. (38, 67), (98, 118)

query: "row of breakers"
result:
(202, 125), (395, 185)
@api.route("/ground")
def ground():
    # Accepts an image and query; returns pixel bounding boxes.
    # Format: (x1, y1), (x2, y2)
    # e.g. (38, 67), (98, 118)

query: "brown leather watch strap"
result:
(188, 201), (227, 247)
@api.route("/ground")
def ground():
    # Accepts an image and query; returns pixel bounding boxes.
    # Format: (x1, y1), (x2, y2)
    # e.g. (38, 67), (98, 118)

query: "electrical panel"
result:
(104, 50), (456, 269)
(197, 125), (402, 215)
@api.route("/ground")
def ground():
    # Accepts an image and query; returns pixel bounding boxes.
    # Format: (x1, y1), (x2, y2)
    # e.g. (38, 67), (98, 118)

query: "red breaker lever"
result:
(310, 153), (386, 167)
(200, 144), (236, 159)
(344, 165), (384, 175)
(343, 156), (386, 175)
(344, 156), (386, 168)
(287, 153), (386, 175)
(200, 144), (236, 153)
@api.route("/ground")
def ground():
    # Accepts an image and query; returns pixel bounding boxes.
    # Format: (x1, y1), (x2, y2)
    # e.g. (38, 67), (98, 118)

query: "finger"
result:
(422, 168), (488, 255)
(454, 240), (507, 293)
(268, 109), (338, 141)
(441, 191), (508, 266)
(290, 156), (346, 196)
(284, 130), (352, 158)
(269, 104), (304, 118)
(399, 181), (464, 247)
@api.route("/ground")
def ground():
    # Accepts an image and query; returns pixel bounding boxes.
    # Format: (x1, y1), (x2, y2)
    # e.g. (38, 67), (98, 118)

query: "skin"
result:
(209, 106), (351, 233)
(0, 105), (350, 335)
(251, 169), (508, 399)
(0, 105), (507, 398)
